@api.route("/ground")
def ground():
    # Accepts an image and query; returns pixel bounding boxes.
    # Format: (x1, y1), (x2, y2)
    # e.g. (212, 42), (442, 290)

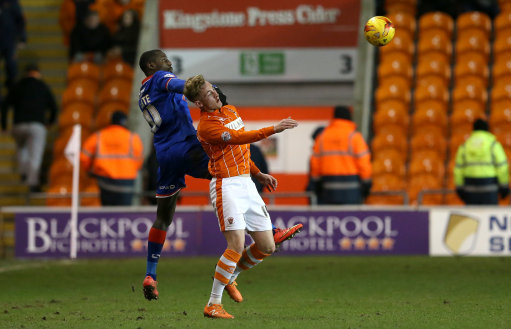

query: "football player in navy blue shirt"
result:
(138, 49), (302, 301)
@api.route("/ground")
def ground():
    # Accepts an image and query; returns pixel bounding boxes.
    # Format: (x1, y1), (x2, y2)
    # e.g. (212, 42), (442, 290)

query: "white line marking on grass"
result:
(0, 260), (74, 273)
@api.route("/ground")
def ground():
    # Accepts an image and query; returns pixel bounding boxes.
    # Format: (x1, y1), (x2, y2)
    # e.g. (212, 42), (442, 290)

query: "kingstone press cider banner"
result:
(15, 209), (428, 258)
(158, 0), (360, 81)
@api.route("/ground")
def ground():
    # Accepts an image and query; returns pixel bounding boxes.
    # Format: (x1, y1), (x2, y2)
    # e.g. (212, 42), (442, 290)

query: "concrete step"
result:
(24, 10), (59, 20)
(0, 185), (28, 193)
(0, 151), (15, 159)
(0, 173), (22, 183)
(21, 0), (61, 7)
(0, 197), (27, 207)
(26, 35), (63, 45)
(26, 23), (61, 33)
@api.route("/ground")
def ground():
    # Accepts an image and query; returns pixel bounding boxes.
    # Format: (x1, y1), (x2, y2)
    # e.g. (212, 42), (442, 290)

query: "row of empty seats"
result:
(369, 0), (511, 205)
(47, 58), (136, 206)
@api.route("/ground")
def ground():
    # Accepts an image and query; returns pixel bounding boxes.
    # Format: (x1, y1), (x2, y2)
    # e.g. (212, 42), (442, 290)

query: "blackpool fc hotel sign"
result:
(14, 209), (428, 258)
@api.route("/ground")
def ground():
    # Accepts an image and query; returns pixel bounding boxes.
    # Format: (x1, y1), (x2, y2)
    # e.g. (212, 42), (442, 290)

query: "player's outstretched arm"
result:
(274, 117), (299, 133)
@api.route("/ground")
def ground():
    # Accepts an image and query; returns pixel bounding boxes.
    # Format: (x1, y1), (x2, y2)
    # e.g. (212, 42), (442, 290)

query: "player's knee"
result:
(260, 243), (275, 255)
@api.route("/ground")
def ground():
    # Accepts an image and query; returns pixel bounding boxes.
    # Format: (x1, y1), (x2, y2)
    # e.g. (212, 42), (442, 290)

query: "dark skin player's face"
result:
(151, 51), (173, 73)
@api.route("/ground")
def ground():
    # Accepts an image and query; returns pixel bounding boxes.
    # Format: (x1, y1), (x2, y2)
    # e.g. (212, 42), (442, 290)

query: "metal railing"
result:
(18, 190), (318, 206)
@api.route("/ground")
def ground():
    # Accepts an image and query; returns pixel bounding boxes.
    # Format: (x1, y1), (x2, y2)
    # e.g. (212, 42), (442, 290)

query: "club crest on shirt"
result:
(227, 217), (234, 224)
(221, 131), (232, 141)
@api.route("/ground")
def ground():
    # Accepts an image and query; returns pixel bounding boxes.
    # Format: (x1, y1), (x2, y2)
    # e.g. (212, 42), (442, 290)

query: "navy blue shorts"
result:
(155, 136), (210, 197)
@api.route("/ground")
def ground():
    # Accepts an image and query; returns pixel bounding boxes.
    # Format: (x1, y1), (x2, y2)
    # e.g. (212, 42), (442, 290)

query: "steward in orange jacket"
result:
(309, 106), (372, 204)
(81, 111), (144, 205)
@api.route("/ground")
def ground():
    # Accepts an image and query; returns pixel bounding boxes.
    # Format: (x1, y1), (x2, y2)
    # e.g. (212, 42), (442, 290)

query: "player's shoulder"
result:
(223, 105), (238, 113)
(155, 70), (177, 79)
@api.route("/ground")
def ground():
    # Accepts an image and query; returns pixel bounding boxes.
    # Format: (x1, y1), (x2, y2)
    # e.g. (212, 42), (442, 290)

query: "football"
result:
(364, 16), (395, 47)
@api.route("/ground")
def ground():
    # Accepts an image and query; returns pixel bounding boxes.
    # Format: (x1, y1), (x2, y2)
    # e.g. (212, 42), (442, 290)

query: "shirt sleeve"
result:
(198, 117), (275, 145)
(80, 133), (98, 171)
(154, 71), (185, 93)
(249, 159), (261, 176)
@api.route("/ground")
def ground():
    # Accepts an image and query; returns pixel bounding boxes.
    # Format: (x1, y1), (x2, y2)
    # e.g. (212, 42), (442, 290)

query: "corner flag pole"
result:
(64, 124), (82, 259)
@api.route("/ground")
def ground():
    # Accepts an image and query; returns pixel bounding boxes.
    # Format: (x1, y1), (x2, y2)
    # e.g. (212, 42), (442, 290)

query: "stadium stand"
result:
(370, 1), (511, 205)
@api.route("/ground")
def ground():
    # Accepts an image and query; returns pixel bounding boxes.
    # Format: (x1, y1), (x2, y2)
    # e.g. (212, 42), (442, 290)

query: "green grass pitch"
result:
(0, 256), (510, 329)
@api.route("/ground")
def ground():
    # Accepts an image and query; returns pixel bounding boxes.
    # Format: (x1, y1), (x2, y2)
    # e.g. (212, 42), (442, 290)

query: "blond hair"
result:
(183, 74), (205, 102)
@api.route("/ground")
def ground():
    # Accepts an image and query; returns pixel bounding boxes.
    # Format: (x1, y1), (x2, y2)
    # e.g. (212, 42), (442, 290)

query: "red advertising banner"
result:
(159, 0), (361, 48)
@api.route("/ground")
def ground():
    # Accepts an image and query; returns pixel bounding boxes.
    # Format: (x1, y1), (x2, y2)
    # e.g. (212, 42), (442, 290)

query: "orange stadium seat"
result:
(377, 52), (413, 84)
(493, 75), (511, 90)
(407, 173), (444, 205)
(489, 103), (511, 133)
(454, 52), (489, 87)
(456, 12), (492, 38)
(411, 104), (448, 136)
(419, 11), (454, 38)
(492, 29), (511, 60)
(452, 98), (485, 113)
(492, 57), (511, 86)
(455, 29), (490, 61)
(375, 98), (409, 116)
(414, 80), (449, 105)
(95, 102), (129, 130)
(444, 158), (464, 205)
(490, 83), (511, 104)
(58, 103), (94, 131)
(67, 61), (101, 84)
(450, 105), (485, 137)
(448, 132), (470, 159)
(415, 99), (448, 115)
(379, 29), (415, 63)
(61, 82), (97, 108)
(365, 173), (407, 205)
(48, 156), (73, 185)
(372, 105), (410, 136)
(387, 12), (416, 36)
(415, 74), (449, 93)
(415, 54), (451, 83)
(452, 78), (488, 107)
(103, 59), (135, 83)
(384, 0), (417, 16)
(500, 0), (511, 12)
(417, 28), (453, 57)
(410, 132), (447, 159)
(52, 127), (91, 159)
(375, 76), (411, 106)
(373, 155), (406, 178)
(46, 183), (72, 207)
(409, 149), (445, 173)
(80, 180), (101, 207)
(371, 129), (408, 154)
(372, 147), (407, 164)
(495, 130), (511, 149)
(97, 79), (132, 108)
(495, 10), (511, 35)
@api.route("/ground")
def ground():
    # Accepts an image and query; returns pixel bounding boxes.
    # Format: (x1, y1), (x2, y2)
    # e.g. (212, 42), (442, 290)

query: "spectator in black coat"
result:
(0, 0), (26, 89)
(69, 10), (111, 63)
(1, 64), (57, 192)
(111, 9), (140, 65)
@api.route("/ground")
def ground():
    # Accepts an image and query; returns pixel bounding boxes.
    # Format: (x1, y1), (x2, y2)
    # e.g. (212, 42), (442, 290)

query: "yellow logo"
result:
(444, 213), (479, 255)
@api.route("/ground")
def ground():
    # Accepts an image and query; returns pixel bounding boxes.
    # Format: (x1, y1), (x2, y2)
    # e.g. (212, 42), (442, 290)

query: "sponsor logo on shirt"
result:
(224, 117), (244, 131)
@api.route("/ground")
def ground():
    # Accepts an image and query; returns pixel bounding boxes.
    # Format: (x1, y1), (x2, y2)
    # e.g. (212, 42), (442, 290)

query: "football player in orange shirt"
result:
(184, 74), (298, 319)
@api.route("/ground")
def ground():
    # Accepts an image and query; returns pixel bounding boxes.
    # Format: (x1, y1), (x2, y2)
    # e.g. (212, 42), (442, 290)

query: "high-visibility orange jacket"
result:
(80, 125), (144, 180)
(310, 119), (372, 183)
